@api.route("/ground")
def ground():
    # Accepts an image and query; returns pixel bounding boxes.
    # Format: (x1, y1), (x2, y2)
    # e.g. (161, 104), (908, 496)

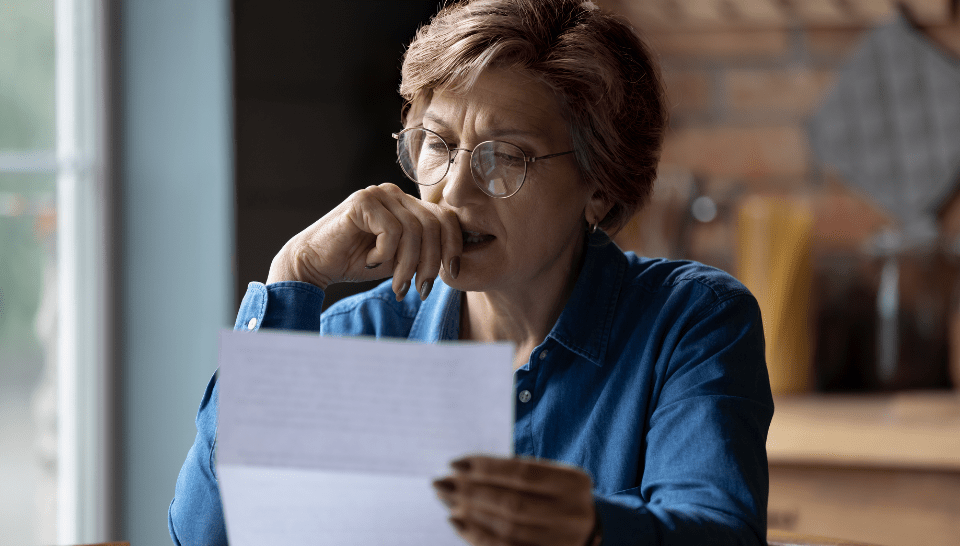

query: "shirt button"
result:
(538, 350), (548, 361)
(518, 390), (532, 403)
(247, 317), (258, 330)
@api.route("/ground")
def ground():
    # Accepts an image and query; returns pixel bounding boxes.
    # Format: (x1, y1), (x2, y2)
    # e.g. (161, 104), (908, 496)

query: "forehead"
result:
(422, 70), (568, 141)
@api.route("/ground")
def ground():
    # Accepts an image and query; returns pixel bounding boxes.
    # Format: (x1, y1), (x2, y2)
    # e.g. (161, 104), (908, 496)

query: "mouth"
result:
(462, 229), (496, 249)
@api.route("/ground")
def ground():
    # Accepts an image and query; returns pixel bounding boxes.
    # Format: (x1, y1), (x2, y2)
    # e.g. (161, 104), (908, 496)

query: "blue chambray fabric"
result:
(169, 231), (774, 546)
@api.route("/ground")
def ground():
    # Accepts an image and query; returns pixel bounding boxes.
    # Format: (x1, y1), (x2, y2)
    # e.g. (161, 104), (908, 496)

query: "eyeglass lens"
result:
(397, 128), (527, 197)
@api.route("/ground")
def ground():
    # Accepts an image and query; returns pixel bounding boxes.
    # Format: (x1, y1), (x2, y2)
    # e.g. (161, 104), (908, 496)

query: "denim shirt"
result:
(169, 233), (774, 546)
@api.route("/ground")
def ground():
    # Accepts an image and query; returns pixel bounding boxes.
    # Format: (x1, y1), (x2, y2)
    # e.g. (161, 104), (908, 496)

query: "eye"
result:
(494, 151), (525, 166)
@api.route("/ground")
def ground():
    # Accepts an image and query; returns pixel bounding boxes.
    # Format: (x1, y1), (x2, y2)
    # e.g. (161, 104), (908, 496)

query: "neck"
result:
(460, 232), (587, 369)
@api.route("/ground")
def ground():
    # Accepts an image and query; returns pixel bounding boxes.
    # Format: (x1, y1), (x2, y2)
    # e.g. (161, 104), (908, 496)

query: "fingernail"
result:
(450, 458), (471, 472)
(449, 517), (466, 532)
(432, 477), (456, 493)
(420, 278), (434, 301)
(365, 263), (382, 270)
(449, 256), (460, 279)
(396, 280), (410, 301)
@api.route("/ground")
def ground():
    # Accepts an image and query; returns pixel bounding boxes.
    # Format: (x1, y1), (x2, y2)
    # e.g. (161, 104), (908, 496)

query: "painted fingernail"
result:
(365, 262), (382, 270)
(396, 280), (410, 301)
(449, 256), (460, 279)
(450, 458), (471, 472)
(432, 477), (456, 493)
(420, 278), (434, 301)
(449, 517), (466, 532)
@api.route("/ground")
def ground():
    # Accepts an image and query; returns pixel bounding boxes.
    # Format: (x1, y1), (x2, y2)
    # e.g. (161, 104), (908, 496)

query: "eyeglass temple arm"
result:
(527, 150), (575, 163)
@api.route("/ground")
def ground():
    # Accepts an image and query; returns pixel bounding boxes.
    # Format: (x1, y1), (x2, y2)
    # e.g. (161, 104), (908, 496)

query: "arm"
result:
(170, 182), (462, 544)
(167, 281), (325, 545)
(431, 293), (771, 546)
(598, 293), (774, 546)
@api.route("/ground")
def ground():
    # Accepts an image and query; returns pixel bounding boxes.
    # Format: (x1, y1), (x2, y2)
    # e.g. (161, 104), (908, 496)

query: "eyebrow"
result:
(422, 112), (547, 142)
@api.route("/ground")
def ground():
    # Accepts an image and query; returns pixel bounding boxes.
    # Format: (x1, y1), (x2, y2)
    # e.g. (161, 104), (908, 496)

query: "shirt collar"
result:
(408, 279), (461, 343)
(407, 230), (626, 367)
(546, 231), (626, 367)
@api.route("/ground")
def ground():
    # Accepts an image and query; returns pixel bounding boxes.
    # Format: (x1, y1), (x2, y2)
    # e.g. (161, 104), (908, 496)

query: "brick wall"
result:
(601, 3), (960, 390)
(619, 15), (960, 262)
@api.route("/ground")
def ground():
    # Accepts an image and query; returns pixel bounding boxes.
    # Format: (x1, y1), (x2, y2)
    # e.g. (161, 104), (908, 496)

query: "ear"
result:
(585, 189), (614, 225)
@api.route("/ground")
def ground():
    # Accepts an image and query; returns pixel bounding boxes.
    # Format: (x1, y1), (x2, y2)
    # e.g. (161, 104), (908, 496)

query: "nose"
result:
(440, 148), (485, 207)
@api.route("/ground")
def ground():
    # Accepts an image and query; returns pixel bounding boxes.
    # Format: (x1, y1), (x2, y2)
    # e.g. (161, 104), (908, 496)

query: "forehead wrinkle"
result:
(423, 106), (552, 144)
(424, 71), (569, 147)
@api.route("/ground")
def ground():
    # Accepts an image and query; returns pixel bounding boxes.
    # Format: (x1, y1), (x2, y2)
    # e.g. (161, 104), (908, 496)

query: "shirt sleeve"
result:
(233, 280), (326, 333)
(168, 280), (326, 545)
(595, 292), (774, 546)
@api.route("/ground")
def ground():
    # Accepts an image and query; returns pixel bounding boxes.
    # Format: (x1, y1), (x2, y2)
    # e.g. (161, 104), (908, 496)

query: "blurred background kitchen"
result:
(1, 0), (958, 545)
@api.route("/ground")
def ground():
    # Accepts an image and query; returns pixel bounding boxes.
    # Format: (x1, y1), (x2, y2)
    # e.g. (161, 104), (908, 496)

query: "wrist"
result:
(266, 247), (297, 285)
(266, 240), (330, 290)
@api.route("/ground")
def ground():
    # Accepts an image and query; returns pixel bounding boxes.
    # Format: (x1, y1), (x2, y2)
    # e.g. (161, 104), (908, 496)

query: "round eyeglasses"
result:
(392, 127), (575, 198)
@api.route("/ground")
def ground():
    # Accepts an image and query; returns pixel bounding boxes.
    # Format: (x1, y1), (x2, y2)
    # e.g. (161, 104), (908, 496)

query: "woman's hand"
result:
(433, 455), (597, 546)
(266, 183), (462, 300)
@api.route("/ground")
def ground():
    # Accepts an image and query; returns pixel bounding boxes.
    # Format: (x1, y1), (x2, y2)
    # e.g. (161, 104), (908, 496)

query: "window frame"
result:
(53, 0), (115, 541)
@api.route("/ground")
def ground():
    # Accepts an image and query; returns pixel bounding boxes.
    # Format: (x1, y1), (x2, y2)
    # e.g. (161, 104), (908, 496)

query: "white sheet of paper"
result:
(216, 329), (515, 546)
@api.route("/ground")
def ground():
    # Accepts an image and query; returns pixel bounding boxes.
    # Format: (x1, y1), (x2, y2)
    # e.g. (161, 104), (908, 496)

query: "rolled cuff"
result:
(233, 281), (326, 333)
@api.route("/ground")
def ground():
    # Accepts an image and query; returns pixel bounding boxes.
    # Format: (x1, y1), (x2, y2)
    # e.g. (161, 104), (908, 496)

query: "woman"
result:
(169, 1), (774, 545)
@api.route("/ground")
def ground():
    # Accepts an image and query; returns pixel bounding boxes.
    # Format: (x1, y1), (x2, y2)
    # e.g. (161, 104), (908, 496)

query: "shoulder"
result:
(621, 252), (757, 321)
(320, 279), (423, 337)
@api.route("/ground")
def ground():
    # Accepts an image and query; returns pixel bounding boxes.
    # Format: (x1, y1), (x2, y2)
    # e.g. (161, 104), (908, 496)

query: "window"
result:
(0, 0), (111, 543)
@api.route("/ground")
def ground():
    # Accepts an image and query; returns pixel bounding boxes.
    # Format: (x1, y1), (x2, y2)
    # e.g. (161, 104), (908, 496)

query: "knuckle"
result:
(398, 208), (420, 228)
(404, 229), (423, 250)
(517, 463), (545, 483)
(500, 519), (521, 539)
(423, 215), (442, 234)
(396, 258), (415, 275)
(380, 182), (403, 194)
(476, 531), (499, 546)
(442, 210), (461, 227)
(505, 492), (524, 514)
(353, 188), (384, 210)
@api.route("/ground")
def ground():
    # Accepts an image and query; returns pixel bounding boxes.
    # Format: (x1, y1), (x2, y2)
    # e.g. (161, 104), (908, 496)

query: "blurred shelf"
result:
(767, 391), (960, 470)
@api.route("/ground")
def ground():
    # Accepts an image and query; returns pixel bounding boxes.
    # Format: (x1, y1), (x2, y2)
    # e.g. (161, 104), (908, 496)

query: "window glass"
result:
(0, 173), (57, 545)
(0, 0), (57, 544)
(0, 0), (55, 149)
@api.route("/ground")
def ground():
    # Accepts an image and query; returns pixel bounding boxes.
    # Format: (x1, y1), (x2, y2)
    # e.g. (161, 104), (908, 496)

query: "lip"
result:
(463, 227), (495, 240)
(462, 236), (496, 253)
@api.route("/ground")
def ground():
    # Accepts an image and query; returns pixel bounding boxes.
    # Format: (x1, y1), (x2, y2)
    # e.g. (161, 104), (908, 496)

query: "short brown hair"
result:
(399, 0), (668, 233)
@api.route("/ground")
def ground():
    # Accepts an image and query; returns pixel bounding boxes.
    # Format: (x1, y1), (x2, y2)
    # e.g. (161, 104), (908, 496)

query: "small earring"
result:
(590, 223), (598, 234)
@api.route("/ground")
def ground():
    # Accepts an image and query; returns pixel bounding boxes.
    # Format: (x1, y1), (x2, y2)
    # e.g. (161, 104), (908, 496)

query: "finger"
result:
(452, 456), (593, 498)
(448, 479), (587, 525)
(345, 190), (402, 269)
(397, 196), (442, 300)
(414, 199), (462, 281)
(448, 515), (512, 546)
(454, 502), (583, 546)
(440, 473), (595, 546)
(450, 513), (543, 546)
(436, 207), (463, 280)
(375, 191), (423, 300)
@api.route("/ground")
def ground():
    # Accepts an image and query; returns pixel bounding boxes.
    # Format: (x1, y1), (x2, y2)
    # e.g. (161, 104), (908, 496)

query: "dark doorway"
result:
(233, 0), (439, 309)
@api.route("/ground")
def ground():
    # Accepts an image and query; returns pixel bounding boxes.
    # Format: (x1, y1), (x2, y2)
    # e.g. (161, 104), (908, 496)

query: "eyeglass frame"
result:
(391, 126), (575, 199)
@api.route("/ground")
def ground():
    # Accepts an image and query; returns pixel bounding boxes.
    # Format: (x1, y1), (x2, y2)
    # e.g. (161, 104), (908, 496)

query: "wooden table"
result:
(767, 392), (960, 546)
